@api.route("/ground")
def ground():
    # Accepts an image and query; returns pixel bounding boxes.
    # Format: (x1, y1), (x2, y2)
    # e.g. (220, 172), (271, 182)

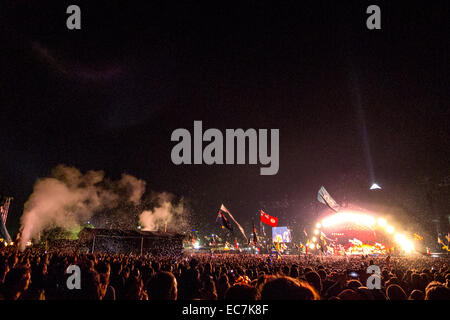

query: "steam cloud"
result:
(19, 165), (187, 250)
(139, 192), (188, 232)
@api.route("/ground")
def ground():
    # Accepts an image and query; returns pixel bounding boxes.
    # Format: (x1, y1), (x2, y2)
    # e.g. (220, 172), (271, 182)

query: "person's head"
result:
(394, 269), (404, 281)
(346, 280), (363, 290)
(420, 273), (430, 285)
(290, 266), (299, 278)
(131, 267), (141, 280)
(303, 267), (312, 274)
(260, 276), (319, 300)
(80, 269), (102, 300)
(282, 266), (290, 276)
(202, 276), (217, 294)
(381, 270), (390, 282)
(125, 275), (145, 300)
(386, 284), (407, 300)
(187, 267), (200, 281)
(385, 276), (400, 288)
(148, 271), (177, 300)
(99, 273), (110, 299)
(189, 258), (199, 269)
(219, 274), (229, 285)
(96, 261), (111, 283)
(224, 284), (258, 300)
(0, 262), (10, 281)
(9, 255), (19, 268)
(40, 262), (48, 276)
(112, 261), (122, 274)
(204, 262), (212, 274)
(356, 287), (374, 300)
(410, 272), (422, 289)
(123, 266), (130, 278)
(151, 261), (160, 272)
(425, 280), (442, 290)
(84, 259), (95, 271)
(434, 273), (445, 283)
(337, 289), (363, 300)
(3, 266), (31, 300)
(317, 269), (327, 281)
(425, 283), (450, 300)
(408, 289), (424, 300)
(304, 271), (322, 294)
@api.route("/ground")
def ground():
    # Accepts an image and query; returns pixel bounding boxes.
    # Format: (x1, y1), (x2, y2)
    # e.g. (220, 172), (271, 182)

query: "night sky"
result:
(1, 1), (449, 241)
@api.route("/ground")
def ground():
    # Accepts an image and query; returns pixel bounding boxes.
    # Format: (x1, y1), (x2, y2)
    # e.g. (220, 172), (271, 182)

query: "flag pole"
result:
(91, 235), (96, 254)
(258, 218), (261, 249)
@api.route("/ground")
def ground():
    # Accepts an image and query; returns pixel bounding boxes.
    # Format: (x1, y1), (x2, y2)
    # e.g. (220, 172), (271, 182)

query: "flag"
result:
(318, 233), (326, 252)
(320, 233), (327, 247)
(0, 198), (12, 244)
(413, 233), (423, 241)
(276, 239), (281, 252)
(300, 243), (305, 253)
(273, 240), (282, 259)
(317, 186), (340, 212)
(438, 237), (444, 245)
(220, 204), (247, 240)
(216, 210), (233, 231)
(320, 231), (334, 243)
(260, 209), (278, 227)
(319, 242), (324, 253)
(0, 217), (12, 243)
(0, 197), (13, 225)
(252, 221), (258, 246)
(445, 233), (450, 243)
(234, 238), (238, 249)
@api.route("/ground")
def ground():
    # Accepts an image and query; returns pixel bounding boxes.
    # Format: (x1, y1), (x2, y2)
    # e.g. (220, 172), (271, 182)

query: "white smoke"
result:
(19, 165), (146, 250)
(139, 192), (188, 233)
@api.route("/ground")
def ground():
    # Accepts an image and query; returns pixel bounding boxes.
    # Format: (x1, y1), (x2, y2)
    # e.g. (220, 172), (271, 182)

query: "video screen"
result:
(272, 226), (291, 243)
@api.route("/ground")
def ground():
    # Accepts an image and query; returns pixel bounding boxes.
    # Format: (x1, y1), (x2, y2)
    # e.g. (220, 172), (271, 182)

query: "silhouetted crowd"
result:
(1, 247), (449, 300)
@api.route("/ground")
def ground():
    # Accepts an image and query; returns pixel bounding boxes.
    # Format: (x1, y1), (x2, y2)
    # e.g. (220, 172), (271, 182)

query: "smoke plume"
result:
(139, 192), (188, 233)
(19, 165), (146, 250)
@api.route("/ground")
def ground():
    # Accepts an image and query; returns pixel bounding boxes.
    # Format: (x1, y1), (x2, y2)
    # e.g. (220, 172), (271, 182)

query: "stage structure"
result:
(314, 210), (416, 255)
(78, 228), (184, 255)
(272, 226), (292, 243)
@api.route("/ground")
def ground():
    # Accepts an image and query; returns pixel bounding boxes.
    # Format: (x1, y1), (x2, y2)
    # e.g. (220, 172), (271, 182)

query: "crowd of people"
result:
(0, 246), (449, 300)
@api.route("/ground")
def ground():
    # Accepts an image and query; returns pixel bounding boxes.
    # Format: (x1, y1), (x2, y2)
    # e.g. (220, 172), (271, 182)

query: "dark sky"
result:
(1, 1), (449, 239)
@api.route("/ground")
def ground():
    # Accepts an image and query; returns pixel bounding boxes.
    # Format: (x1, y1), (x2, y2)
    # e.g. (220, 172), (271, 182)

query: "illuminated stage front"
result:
(314, 210), (415, 255)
